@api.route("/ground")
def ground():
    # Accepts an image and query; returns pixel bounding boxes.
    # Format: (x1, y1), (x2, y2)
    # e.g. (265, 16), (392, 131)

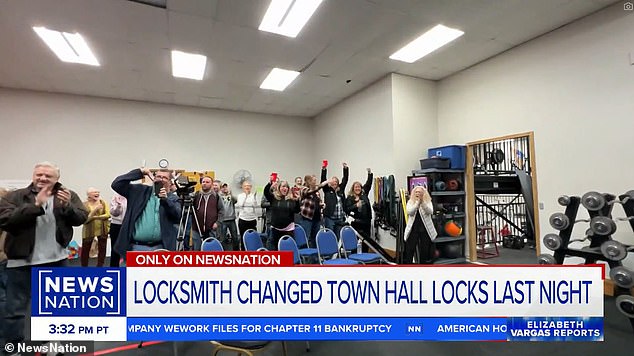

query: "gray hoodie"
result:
(218, 192), (238, 221)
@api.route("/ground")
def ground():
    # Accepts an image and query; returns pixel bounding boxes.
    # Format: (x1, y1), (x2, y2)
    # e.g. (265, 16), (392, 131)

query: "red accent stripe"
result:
(80, 341), (165, 355)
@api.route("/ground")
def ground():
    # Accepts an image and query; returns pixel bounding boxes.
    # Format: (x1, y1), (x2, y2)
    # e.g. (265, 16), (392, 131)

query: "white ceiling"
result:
(0, 0), (618, 117)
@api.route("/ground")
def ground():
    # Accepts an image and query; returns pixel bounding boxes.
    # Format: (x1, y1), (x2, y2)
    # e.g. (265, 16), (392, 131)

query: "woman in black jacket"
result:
(263, 179), (300, 250)
(345, 168), (373, 251)
(321, 162), (348, 238)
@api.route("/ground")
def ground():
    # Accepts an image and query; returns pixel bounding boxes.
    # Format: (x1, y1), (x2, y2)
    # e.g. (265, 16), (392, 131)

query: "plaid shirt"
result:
(300, 188), (321, 220)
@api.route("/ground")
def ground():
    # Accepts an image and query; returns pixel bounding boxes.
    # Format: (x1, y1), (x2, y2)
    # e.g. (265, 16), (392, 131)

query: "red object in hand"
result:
(322, 160), (328, 168)
(270, 172), (278, 182)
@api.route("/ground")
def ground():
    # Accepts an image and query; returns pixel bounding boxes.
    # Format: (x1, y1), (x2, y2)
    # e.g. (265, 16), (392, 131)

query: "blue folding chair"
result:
(243, 229), (267, 251)
(316, 228), (360, 265)
(340, 226), (382, 264)
(293, 224), (319, 263)
(278, 235), (301, 265)
(201, 237), (224, 251)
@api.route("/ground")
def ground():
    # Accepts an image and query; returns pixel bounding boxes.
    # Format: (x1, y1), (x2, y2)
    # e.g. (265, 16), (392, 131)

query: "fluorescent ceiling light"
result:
(259, 0), (323, 38)
(171, 50), (207, 80)
(260, 68), (300, 91)
(389, 24), (464, 63)
(32, 27), (100, 66)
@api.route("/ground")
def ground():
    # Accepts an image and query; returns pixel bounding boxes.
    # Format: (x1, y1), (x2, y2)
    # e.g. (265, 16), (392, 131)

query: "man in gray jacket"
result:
(218, 183), (239, 251)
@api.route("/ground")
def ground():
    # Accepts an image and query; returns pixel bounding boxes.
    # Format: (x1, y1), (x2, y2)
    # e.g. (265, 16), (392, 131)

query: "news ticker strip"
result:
(30, 317), (603, 342)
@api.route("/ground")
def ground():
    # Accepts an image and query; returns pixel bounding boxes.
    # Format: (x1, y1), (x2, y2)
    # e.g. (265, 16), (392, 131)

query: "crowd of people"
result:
(0, 161), (437, 351)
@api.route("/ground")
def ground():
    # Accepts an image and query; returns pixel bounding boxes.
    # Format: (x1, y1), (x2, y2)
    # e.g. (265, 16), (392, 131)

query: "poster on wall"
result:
(407, 176), (428, 192)
(0, 180), (32, 191)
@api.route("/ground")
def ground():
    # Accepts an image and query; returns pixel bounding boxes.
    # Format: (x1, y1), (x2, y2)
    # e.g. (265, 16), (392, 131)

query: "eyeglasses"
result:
(154, 175), (170, 181)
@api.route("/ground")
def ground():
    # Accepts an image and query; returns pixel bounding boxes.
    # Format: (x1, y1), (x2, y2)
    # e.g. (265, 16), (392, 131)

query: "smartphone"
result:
(51, 182), (63, 194)
(154, 181), (163, 197)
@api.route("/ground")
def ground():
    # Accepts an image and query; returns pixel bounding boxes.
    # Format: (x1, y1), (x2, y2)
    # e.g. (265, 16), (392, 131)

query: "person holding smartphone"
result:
(0, 161), (88, 348)
(111, 168), (181, 258)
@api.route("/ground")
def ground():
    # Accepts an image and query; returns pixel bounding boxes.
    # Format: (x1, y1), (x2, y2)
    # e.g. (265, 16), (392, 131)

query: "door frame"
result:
(465, 131), (541, 261)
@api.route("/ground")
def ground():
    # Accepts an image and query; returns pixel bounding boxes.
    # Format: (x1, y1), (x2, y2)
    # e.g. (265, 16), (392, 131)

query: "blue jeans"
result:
(120, 243), (165, 267)
(0, 260), (7, 346)
(4, 259), (66, 345)
(298, 217), (320, 248)
(219, 220), (239, 251)
(192, 230), (217, 252)
(324, 216), (345, 240)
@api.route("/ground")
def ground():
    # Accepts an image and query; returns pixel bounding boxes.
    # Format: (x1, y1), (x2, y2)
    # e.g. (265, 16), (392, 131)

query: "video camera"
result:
(174, 175), (197, 200)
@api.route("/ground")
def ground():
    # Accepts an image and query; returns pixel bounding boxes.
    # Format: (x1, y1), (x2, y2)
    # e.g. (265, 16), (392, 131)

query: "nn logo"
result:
(406, 324), (424, 334)
(33, 268), (125, 316)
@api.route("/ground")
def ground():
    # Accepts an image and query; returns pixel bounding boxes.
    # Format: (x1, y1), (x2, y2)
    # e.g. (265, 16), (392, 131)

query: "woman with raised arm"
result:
(297, 175), (329, 247)
(403, 185), (437, 264)
(345, 168), (374, 251)
(321, 162), (349, 238)
(263, 178), (300, 251)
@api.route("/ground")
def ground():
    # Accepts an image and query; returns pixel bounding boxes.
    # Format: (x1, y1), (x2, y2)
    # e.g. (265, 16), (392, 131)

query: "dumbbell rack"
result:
(542, 193), (634, 334)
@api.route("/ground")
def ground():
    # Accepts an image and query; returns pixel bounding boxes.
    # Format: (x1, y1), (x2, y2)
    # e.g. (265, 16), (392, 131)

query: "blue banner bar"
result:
(32, 268), (126, 317)
(127, 317), (508, 341)
(507, 317), (603, 341)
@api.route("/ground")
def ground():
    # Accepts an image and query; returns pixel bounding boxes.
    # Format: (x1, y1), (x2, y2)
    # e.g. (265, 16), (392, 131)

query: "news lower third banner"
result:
(31, 252), (605, 342)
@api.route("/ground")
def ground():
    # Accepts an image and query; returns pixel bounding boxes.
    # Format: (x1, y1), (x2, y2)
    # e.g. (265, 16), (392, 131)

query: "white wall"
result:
(313, 74), (438, 251)
(391, 74), (437, 185)
(0, 88), (314, 243)
(437, 5), (634, 266)
(313, 75), (394, 184)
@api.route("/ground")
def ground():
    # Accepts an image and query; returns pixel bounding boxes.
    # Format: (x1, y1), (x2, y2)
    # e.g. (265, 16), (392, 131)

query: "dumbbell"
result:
(549, 213), (591, 231)
(581, 191), (605, 211)
(434, 181), (446, 191)
(589, 216), (617, 236)
(616, 295), (634, 318)
(538, 254), (556, 265)
(558, 195), (571, 206)
(549, 213), (570, 230)
(543, 234), (563, 251)
(610, 266), (634, 289)
(600, 240), (630, 261)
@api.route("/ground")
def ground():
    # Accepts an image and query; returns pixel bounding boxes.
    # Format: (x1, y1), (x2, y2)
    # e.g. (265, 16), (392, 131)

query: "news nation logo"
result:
(32, 268), (126, 316)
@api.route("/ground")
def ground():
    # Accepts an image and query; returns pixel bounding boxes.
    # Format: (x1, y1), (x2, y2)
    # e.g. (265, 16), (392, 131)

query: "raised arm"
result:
(340, 163), (349, 191)
(363, 168), (373, 195)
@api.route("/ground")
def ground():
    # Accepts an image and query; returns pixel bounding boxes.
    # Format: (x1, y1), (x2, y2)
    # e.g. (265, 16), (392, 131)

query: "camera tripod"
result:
(176, 195), (203, 251)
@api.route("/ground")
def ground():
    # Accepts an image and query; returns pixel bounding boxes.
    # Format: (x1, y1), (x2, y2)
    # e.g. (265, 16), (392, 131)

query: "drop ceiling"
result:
(0, 0), (618, 117)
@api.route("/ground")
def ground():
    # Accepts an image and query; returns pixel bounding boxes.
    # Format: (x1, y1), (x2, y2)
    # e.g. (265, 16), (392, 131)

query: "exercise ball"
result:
(446, 179), (459, 191)
(444, 221), (463, 237)
(439, 243), (462, 259)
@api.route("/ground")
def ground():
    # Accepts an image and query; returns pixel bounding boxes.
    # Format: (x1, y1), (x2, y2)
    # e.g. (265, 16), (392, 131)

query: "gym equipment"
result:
(502, 235), (525, 249)
(581, 191), (605, 211)
(489, 149), (505, 165)
(590, 216), (617, 236)
(600, 240), (628, 261)
(446, 179), (459, 191)
(538, 254), (556, 264)
(616, 295), (634, 318)
(439, 243), (463, 259)
(434, 181), (446, 191)
(549, 212), (570, 230)
(610, 266), (634, 289)
(540, 191), (634, 334)
(444, 221), (462, 237)
(558, 195), (571, 206)
(543, 233), (563, 251)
